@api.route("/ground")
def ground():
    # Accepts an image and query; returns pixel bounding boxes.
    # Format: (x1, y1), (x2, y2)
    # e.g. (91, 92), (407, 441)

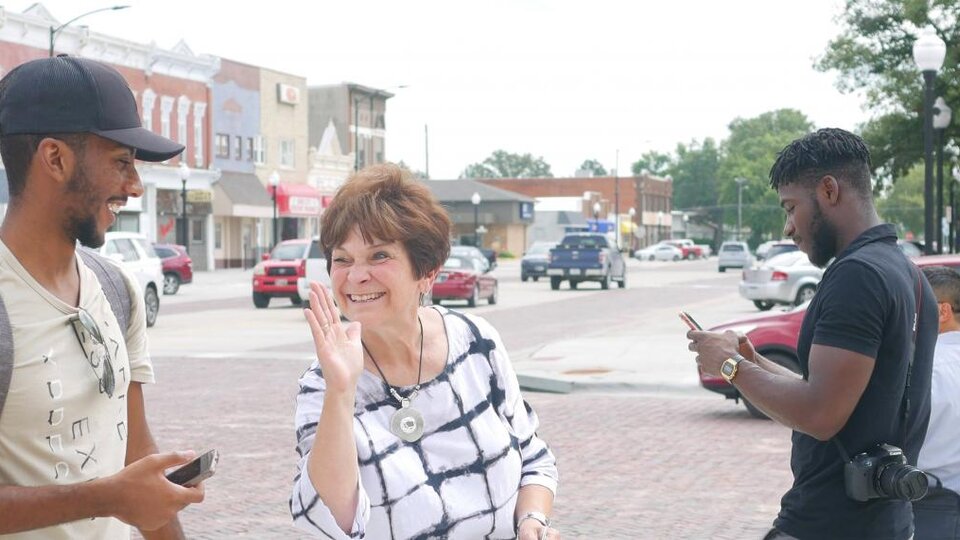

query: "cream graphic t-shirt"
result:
(0, 240), (154, 539)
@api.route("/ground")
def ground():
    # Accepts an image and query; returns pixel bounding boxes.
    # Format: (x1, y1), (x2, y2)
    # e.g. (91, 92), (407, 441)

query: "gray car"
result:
(738, 251), (823, 310)
(717, 241), (753, 272)
(521, 241), (555, 282)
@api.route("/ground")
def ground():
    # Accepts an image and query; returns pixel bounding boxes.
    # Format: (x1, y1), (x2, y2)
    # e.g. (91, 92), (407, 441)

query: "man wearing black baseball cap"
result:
(0, 56), (204, 539)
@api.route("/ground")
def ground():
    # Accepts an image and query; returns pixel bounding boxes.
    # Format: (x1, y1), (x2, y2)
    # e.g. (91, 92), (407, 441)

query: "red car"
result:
(252, 239), (309, 309)
(701, 253), (960, 418)
(431, 254), (498, 307)
(152, 243), (193, 295)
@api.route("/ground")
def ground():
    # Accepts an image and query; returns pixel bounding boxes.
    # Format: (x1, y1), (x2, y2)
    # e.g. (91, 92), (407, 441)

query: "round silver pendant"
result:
(390, 406), (424, 442)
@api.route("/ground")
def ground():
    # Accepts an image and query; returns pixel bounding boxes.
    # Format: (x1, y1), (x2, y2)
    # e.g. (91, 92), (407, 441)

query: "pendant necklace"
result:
(363, 315), (425, 442)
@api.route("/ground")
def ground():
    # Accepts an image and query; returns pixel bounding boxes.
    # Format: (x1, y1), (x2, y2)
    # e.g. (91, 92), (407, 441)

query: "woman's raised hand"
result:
(303, 281), (363, 395)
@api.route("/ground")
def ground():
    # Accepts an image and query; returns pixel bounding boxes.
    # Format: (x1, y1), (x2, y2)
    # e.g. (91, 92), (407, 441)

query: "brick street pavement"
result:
(139, 356), (793, 539)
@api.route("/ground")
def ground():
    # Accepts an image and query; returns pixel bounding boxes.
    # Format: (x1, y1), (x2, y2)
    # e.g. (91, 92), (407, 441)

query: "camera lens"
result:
(877, 463), (929, 501)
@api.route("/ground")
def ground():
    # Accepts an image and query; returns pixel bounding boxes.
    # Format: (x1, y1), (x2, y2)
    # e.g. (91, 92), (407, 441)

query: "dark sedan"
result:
(521, 241), (555, 282)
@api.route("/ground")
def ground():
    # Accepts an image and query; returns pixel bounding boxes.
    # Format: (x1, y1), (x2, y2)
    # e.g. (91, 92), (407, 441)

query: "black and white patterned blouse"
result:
(290, 307), (559, 539)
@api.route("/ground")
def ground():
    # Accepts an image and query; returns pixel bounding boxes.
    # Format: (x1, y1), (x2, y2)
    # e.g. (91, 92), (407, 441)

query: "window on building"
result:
(254, 136), (265, 164)
(215, 222), (222, 249)
(246, 137), (254, 161)
(160, 96), (175, 140)
(215, 134), (230, 158)
(234, 136), (243, 160)
(280, 139), (295, 168)
(176, 96), (190, 146)
(191, 218), (204, 243)
(193, 103), (206, 168)
(142, 89), (156, 132)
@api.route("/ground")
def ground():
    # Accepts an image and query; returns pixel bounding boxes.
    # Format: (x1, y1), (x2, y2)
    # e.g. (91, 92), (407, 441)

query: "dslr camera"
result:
(844, 443), (928, 502)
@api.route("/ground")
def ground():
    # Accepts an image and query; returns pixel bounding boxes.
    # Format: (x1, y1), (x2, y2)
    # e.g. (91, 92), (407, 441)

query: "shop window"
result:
(191, 218), (204, 243)
(215, 134), (230, 158)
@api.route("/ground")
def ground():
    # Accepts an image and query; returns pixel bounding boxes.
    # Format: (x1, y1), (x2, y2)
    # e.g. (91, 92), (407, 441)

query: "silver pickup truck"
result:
(296, 236), (333, 307)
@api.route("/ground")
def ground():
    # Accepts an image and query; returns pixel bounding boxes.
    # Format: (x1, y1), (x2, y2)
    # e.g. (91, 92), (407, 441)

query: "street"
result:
(139, 258), (794, 539)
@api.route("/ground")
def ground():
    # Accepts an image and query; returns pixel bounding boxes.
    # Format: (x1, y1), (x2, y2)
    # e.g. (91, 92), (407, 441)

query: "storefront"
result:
(270, 182), (323, 241)
(212, 172), (273, 268)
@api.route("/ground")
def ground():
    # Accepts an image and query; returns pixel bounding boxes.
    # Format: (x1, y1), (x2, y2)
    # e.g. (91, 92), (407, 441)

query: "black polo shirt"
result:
(773, 224), (936, 539)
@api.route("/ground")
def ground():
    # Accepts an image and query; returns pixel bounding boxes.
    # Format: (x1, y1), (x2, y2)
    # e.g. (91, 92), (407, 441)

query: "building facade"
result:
(210, 58), (272, 268)
(258, 68), (316, 244)
(308, 83), (394, 172)
(423, 180), (535, 257)
(0, 4), (221, 270)
(479, 174), (673, 249)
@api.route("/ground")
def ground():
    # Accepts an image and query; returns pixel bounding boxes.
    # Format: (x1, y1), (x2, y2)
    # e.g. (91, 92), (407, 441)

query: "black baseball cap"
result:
(0, 56), (183, 162)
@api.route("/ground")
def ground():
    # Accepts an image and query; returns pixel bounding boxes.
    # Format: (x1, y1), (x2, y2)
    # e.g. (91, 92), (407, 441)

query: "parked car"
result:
(634, 243), (663, 261)
(717, 241), (753, 272)
(757, 240), (798, 262)
(252, 238), (310, 309)
(152, 243), (192, 295)
(296, 236), (333, 308)
(641, 243), (684, 261)
(897, 240), (922, 259)
(521, 241), (555, 282)
(547, 233), (627, 290)
(99, 232), (163, 327)
(450, 245), (492, 272)
(700, 252), (960, 418)
(431, 254), (498, 307)
(663, 239), (704, 260)
(739, 251), (823, 311)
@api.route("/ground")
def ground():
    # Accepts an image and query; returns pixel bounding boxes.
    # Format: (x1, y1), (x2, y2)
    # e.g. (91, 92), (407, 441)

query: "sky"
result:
(24, 0), (870, 179)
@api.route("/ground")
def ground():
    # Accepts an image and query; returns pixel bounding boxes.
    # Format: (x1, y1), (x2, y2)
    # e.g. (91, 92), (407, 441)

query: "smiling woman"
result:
(290, 163), (560, 540)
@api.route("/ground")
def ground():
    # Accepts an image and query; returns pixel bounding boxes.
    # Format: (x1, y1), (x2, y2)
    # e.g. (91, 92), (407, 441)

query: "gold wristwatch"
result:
(720, 354), (746, 383)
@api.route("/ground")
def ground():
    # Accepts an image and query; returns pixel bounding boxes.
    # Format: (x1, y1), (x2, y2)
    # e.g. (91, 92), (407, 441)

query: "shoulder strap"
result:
(77, 248), (132, 334)
(0, 292), (13, 425)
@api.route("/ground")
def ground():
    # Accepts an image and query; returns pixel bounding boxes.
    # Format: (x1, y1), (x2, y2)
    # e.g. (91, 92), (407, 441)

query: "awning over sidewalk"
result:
(268, 182), (322, 218)
(213, 171), (273, 218)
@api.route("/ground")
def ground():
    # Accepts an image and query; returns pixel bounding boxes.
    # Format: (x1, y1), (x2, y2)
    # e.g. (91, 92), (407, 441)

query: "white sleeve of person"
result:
(290, 362), (371, 538)
(483, 318), (560, 496)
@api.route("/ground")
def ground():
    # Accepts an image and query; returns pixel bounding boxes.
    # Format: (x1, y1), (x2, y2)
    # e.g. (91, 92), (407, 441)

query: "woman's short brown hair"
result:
(320, 163), (451, 279)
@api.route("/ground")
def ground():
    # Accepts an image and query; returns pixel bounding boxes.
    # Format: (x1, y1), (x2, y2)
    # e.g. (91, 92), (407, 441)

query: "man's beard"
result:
(63, 163), (105, 249)
(808, 198), (837, 268)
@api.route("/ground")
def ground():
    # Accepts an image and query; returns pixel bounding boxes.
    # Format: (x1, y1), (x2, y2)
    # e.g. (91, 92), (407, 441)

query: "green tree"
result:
(630, 150), (674, 176)
(877, 163), (925, 236)
(577, 158), (608, 176)
(672, 138), (720, 210)
(396, 160), (428, 180)
(460, 150), (553, 178)
(717, 109), (815, 245)
(817, 0), (960, 182)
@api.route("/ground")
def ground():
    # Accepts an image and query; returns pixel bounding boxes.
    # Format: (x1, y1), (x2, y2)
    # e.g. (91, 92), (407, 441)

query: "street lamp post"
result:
(471, 192), (482, 247)
(269, 171), (280, 248)
(734, 177), (747, 241)
(914, 27), (947, 254)
(49, 5), (129, 57)
(628, 207), (636, 254)
(592, 201), (601, 222)
(934, 97), (952, 253)
(178, 161), (190, 254)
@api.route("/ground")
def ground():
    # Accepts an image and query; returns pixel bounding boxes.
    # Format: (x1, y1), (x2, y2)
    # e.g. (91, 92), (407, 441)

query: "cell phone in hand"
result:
(165, 449), (218, 487)
(679, 311), (703, 331)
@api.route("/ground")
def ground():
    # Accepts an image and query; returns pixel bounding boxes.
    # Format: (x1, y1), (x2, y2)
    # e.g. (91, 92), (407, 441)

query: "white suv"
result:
(296, 236), (333, 308)
(717, 241), (753, 273)
(98, 232), (163, 327)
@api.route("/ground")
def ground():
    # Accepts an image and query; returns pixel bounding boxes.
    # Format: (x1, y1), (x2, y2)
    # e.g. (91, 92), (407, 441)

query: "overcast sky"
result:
(26, 0), (870, 179)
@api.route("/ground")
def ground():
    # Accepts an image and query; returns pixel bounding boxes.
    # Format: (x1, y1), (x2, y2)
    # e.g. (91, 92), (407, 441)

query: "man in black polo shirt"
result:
(688, 128), (936, 539)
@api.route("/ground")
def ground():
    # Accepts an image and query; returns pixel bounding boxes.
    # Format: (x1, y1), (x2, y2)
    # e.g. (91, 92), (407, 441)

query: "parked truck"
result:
(546, 233), (627, 290)
(664, 239), (705, 260)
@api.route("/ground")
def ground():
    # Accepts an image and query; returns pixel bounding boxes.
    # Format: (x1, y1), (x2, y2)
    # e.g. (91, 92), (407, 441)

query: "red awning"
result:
(268, 182), (322, 218)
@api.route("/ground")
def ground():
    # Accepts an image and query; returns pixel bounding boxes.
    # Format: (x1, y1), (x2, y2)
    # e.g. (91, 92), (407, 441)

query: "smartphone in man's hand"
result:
(679, 311), (703, 331)
(165, 449), (218, 487)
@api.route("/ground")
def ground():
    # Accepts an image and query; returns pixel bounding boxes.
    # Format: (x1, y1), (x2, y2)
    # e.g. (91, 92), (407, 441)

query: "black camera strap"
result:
(831, 265), (923, 463)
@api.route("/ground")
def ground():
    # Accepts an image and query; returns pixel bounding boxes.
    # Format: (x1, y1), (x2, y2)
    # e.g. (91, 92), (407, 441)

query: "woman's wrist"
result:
(515, 510), (549, 533)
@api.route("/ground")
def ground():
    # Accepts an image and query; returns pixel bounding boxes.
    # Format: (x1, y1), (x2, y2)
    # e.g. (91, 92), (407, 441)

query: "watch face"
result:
(721, 362), (735, 377)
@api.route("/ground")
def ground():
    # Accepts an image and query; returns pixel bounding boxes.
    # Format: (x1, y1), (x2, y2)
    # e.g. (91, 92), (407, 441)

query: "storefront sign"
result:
(288, 196), (320, 216)
(277, 83), (301, 105)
